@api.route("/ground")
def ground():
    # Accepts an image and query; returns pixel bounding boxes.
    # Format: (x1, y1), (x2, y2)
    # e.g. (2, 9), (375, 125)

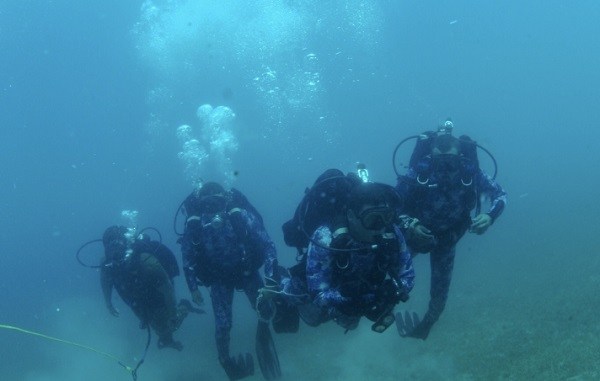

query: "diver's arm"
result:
(393, 226), (415, 299)
(306, 227), (347, 307)
(243, 210), (279, 279)
(100, 267), (113, 304)
(181, 239), (205, 305)
(395, 170), (420, 228)
(100, 267), (118, 316)
(478, 171), (507, 223)
(181, 235), (202, 292)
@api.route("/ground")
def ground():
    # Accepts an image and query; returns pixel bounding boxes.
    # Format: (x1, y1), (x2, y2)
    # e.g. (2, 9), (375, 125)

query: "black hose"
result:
(475, 143), (498, 179)
(138, 226), (163, 245)
(391, 135), (420, 177)
(75, 239), (103, 268)
(392, 134), (498, 179)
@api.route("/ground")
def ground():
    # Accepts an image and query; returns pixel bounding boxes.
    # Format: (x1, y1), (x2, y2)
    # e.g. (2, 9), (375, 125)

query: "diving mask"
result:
(200, 193), (227, 214)
(431, 154), (461, 174)
(358, 206), (395, 231)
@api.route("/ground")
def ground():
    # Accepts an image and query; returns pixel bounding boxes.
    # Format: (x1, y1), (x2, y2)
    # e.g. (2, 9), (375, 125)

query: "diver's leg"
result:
(212, 283), (255, 380)
(210, 282), (235, 362)
(414, 244), (456, 339)
(427, 244), (456, 321)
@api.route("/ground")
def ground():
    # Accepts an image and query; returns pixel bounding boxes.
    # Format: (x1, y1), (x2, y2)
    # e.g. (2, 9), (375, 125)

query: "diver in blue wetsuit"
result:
(393, 121), (507, 340)
(270, 178), (415, 334)
(179, 182), (281, 380)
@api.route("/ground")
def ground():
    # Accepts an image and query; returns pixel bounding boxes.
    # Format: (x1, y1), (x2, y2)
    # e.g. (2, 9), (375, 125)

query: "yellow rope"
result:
(0, 324), (135, 376)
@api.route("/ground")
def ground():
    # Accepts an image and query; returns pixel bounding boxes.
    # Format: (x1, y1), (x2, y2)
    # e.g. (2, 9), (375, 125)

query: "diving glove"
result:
(220, 353), (255, 381)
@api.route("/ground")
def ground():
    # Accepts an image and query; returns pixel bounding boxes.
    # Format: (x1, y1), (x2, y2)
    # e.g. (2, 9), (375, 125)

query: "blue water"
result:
(1, 1), (599, 380)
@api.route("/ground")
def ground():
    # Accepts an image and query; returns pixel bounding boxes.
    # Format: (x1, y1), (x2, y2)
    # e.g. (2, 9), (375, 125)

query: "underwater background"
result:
(1, 0), (599, 380)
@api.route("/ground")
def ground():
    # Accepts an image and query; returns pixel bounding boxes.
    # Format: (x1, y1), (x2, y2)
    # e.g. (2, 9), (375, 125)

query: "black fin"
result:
(222, 353), (254, 381)
(256, 321), (281, 380)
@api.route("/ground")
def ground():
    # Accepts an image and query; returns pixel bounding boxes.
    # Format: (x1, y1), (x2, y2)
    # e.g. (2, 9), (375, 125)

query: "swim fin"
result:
(221, 353), (254, 381)
(256, 321), (281, 380)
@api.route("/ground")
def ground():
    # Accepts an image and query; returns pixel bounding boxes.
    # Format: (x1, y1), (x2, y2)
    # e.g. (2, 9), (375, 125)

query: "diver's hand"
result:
(470, 213), (492, 235)
(256, 277), (282, 321)
(258, 277), (280, 300)
(107, 304), (119, 317)
(191, 289), (204, 306)
(411, 223), (435, 243)
(256, 294), (275, 321)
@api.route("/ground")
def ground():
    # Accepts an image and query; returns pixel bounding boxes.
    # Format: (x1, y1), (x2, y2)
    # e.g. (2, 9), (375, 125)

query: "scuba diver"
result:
(269, 171), (415, 334)
(178, 182), (281, 381)
(99, 225), (200, 351)
(392, 119), (507, 340)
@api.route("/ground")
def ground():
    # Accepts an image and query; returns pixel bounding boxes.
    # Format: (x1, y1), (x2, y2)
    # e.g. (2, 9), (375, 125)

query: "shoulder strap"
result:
(229, 188), (263, 225)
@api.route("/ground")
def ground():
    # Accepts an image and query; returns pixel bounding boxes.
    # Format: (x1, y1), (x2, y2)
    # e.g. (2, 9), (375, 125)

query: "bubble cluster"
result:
(133, 1), (385, 149)
(120, 210), (139, 243)
(177, 104), (238, 188)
